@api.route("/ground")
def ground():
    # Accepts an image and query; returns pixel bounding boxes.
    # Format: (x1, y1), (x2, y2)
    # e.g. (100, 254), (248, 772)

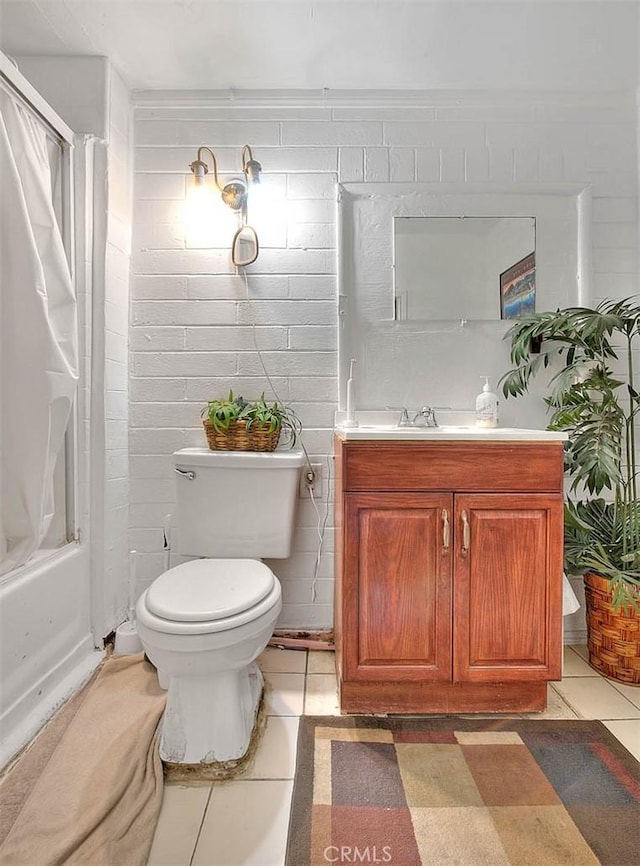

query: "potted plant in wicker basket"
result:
(500, 298), (640, 684)
(201, 390), (301, 452)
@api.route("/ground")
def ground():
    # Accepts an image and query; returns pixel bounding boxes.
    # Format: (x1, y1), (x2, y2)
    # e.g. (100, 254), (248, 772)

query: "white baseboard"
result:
(563, 628), (588, 646)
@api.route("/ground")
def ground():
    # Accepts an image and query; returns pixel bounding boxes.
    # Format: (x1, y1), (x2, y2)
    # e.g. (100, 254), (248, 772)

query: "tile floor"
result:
(147, 645), (640, 866)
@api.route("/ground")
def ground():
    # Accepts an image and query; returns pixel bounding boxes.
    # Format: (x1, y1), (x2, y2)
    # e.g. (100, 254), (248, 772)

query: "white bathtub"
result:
(0, 544), (101, 768)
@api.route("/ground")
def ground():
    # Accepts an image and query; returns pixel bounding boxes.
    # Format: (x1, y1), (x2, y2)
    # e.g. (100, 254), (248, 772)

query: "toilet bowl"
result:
(137, 558), (281, 764)
(136, 447), (304, 766)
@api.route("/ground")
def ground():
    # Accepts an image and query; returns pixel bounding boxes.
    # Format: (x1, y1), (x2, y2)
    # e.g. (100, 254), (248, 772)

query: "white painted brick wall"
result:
(131, 91), (639, 628)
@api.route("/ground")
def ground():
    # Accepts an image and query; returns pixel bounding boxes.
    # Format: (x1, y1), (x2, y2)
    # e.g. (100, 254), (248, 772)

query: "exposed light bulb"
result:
(184, 178), (236, 248)
(247, 179), (286, 244)
(185, 179), (214, 240)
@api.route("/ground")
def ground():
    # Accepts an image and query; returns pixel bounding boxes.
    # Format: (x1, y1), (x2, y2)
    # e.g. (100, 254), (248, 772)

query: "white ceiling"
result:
(0, 1), (638, 93)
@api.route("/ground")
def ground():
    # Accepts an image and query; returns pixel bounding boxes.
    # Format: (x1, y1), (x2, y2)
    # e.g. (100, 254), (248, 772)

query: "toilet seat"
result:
(147, 559), (275, 621)
(138, 558), (281, 636)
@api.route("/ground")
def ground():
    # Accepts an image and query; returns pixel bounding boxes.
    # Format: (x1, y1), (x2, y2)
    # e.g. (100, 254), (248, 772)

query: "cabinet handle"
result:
(461, 510), (470, 555)
(442, 509), (450, 549)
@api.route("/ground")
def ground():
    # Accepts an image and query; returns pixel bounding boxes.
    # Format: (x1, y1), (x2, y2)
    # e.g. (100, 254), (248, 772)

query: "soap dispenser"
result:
(475, 376), (499, 428)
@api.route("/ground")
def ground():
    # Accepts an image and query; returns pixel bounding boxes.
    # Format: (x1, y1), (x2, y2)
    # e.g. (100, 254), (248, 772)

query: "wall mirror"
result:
(393, 216), (535, 321)
(337, 182), (591, 414)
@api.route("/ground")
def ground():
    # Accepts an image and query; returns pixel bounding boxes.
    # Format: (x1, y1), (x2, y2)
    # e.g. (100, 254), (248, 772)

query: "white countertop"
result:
(334, 411), (567, 442)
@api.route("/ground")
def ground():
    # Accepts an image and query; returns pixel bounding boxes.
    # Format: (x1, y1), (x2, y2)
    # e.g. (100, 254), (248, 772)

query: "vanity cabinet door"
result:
(453, 493), (563, 684)
(343, 492), (453, 683)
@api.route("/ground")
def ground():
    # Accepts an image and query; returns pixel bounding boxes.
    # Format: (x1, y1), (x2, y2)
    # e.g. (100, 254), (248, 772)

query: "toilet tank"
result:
(173, 448), (305, 558)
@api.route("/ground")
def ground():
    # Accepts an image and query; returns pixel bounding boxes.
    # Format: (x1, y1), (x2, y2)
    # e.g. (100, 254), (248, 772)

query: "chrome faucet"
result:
(412, 406), (438, 427)
(397, 407), (412, 427)
(396, 406), (438, 427)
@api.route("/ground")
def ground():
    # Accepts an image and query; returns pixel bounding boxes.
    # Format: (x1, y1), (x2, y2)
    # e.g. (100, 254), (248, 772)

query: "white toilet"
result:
(136, 446), (304, 765)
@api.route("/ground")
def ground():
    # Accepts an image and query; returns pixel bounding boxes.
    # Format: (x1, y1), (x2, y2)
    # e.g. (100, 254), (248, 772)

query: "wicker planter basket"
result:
(584, 572), (640, 685)
(203, 419), (281, 452)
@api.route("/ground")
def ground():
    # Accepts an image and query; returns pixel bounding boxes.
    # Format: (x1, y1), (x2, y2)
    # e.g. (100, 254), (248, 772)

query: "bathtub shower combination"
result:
(0, 56), (96, 768)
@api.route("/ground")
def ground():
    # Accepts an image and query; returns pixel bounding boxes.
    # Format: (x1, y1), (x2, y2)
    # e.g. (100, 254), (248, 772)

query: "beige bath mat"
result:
(0, 653), (166, 865)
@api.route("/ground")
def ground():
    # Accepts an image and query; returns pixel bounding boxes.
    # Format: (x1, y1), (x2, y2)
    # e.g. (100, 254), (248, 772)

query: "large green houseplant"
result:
(500, 298), (640, 683)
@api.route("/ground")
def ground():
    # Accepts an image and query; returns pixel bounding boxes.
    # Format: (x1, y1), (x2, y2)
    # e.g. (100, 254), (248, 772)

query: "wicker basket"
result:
(584, 572), (640, 685)
(203, 419), (281, 452)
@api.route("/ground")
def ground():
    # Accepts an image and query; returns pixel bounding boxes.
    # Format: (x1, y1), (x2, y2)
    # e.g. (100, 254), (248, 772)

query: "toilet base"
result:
(163, 696), (267, 781)
(158, 661), (264, 764)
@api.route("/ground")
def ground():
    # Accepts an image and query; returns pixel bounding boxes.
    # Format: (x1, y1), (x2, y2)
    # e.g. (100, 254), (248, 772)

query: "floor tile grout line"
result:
(608, 681), (640, 710)
(189, 784), (214, 866)
(566, 646), (587, 660)
(557, 675), (640, 715)
(233, 775), (295, 783)
(553, 686), (640, 722)
(303, 649), (309, 714)
(265, 713), (303, 718)
(551, 684), (591, 719)
(563, 647), (599, 676)
(564, 673), (605, 678)
(547, 683), (581, 719)
(564, 646), (640, 710)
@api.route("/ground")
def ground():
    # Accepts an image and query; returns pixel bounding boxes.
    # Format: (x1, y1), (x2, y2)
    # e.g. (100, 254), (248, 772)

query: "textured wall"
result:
(130, 91), (639, 629)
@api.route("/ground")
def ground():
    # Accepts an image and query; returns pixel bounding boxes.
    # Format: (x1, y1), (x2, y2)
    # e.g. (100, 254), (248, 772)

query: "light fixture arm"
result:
(241, 144), (262, 185)
(241, 144), (253, 167)
(189, 145), (223, 192)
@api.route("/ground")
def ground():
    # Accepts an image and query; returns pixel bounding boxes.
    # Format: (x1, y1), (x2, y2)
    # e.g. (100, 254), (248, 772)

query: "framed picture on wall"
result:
(500, 252), (536, 320)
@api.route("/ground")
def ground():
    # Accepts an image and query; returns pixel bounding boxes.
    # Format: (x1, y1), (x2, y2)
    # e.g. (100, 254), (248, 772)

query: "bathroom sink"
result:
(355, 423), (473, 432)
(334, 411), (567, 441)
(335, 423), (567, 441)
(437, 425), (517, 433)
(346, 423), (505, 433)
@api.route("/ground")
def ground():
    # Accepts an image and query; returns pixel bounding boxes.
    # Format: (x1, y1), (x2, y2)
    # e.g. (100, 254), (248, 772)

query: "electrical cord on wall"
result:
(307, 453), (331, 602)
(238, 266), (329, 599)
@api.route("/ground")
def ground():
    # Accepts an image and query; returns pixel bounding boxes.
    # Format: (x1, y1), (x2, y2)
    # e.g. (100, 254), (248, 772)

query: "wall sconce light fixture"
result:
(189, 144), (262, 214)
(188, 144), (262, 265)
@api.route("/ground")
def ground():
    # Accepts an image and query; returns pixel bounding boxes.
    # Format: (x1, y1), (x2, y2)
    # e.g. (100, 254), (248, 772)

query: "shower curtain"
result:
(0, 90), (78, 575)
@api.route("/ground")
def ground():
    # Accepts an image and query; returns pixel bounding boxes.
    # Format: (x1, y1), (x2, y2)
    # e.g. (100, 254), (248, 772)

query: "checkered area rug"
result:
(285, 717), (639, 866)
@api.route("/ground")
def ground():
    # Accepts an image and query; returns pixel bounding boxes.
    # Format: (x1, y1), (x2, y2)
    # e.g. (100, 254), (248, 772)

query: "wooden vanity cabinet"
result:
(334, 438), (564, 714)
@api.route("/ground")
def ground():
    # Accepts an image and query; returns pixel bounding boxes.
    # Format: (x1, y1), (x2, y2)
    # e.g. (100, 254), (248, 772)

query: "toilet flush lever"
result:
(175, 468), (196, 480)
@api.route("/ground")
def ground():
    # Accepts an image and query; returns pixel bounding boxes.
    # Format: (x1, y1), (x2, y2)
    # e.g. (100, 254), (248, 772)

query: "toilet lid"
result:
(145, 559), (276, 622)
